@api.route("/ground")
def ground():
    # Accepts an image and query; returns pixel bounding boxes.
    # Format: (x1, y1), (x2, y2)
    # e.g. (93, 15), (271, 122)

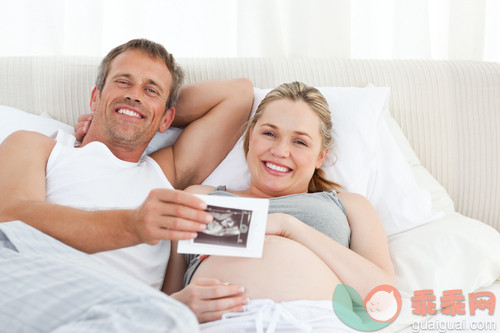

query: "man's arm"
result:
(0, 131), (212, 253)
(151, 79), (253, 189)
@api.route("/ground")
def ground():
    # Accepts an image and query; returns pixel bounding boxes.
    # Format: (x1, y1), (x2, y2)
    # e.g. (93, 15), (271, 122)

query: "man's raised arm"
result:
(152, 78), (254, 189)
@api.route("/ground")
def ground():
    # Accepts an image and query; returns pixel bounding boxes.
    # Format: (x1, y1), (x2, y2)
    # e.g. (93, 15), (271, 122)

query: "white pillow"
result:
(0, 105), (74, 142)
(368, 110), (434, 234)
(387, 213), (500, 330)
(146, 126), (183, 156)
(203, 87), (388, 195)
(389, 213), (500, 295)
(384, 112), (455, 215)
(202, 87), (433, 235)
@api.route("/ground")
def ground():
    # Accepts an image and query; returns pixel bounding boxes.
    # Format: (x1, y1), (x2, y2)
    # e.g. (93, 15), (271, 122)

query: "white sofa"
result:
(1, 57), (499, 332)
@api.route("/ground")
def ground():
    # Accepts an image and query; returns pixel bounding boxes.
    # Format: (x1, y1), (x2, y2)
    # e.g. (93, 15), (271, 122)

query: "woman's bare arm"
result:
(266, 193), (395, 299)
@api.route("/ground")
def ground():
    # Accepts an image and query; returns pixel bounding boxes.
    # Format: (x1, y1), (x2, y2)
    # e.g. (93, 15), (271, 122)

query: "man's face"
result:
(90, 49), (174, 149)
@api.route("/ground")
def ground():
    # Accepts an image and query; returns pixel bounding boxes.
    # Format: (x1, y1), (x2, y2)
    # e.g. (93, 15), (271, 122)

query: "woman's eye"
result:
(263, 131), (275, 137)
(295, 140), (307, 146)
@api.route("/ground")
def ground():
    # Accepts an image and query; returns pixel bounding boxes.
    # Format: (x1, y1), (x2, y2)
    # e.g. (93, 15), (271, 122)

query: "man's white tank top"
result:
(45, 130), (173, 289)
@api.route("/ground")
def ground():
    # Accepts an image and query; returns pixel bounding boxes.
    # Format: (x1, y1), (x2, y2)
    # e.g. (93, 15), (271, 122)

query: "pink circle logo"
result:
(364, 284), (402, 323)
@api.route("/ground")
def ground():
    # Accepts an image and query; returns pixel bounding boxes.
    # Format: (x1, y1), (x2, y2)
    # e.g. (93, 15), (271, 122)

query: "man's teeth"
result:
(117, 109), (141, 118)
(266, 162), (290, 172)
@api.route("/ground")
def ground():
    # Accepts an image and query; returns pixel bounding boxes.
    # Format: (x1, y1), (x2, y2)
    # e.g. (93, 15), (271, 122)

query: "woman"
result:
(163, 82), (395, 329)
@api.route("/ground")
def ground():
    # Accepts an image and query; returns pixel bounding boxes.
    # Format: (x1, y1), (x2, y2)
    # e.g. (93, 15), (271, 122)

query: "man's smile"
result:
(116, 108), (144, 119)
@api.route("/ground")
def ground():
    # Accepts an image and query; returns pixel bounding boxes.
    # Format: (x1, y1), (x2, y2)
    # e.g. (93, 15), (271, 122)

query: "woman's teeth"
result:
(266, 162), (290, 172)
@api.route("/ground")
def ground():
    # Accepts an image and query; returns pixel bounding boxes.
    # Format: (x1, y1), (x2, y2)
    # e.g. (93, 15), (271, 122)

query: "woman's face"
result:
(247, 99), (328, 197)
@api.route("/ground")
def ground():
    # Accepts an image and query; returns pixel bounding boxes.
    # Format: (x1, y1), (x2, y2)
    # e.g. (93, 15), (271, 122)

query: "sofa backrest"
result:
(1, 56), (499, 231)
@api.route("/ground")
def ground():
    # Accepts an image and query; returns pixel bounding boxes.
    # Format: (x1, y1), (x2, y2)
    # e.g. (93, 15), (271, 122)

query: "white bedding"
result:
(0, 221), (199, 332)
(1, 83), (499, 332)
(387, 214), (500, 332)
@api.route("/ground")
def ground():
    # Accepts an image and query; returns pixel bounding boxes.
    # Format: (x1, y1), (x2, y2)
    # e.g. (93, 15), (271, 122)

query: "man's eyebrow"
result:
(260, 123), (312, 138)
(111, 73), (132, 81)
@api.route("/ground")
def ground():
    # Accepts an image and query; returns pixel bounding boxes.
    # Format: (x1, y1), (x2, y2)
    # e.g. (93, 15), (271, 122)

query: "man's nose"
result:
(125, 85), (142, 103)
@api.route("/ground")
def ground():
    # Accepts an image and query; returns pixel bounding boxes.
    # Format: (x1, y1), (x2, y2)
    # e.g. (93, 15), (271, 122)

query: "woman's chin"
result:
(257, 185), (288, 197)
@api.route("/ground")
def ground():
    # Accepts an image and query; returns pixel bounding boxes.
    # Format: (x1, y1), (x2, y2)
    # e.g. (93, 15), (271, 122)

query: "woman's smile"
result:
(262, 161), (292, 175)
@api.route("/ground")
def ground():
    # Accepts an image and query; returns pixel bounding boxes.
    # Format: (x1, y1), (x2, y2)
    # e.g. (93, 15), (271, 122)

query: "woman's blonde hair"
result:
(243, 81), (341, 193)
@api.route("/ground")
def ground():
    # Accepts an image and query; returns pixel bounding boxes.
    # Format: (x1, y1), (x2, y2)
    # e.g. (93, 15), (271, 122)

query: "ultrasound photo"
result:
(177, 194), (269, 258)
(194, 205), (252, 248)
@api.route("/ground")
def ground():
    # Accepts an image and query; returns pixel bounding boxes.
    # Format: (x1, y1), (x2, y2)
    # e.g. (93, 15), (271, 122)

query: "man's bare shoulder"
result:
(1, 130), (56, 151)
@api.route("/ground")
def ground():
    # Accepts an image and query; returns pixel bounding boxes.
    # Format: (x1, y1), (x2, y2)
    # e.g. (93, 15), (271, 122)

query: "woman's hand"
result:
(265, 213), (299, 238)
(75, 113), (93, 142)
(170, 277), (248, 323)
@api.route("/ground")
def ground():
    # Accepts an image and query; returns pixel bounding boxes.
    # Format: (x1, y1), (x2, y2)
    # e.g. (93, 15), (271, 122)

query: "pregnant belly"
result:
(192, 235), (340, 302)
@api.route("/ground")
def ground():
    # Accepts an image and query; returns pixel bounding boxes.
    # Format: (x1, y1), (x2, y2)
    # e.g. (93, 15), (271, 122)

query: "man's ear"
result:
(90, 86), (99, 112)
(159, 107), (176, 133)
(316, 148), (329, 169)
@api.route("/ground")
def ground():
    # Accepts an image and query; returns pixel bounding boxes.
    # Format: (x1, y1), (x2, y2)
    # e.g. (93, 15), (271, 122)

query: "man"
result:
(0, 39), (252, 330)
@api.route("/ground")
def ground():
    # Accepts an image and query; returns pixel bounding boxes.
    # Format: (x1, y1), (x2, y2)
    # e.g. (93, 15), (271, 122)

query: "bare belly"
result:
(192, 235), (340, 302)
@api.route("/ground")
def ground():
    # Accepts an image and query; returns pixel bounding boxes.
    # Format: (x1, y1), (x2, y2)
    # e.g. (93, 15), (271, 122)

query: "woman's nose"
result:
(270, 140), (289, 157)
